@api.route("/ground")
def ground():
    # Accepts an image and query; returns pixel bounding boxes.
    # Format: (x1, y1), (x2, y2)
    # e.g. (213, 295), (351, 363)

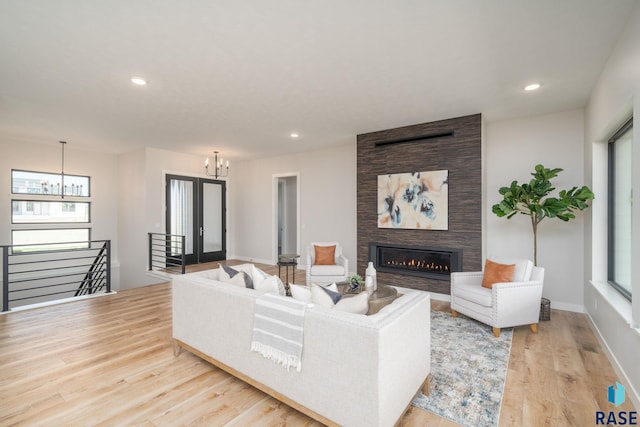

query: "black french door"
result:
(165, 174), (226, 264)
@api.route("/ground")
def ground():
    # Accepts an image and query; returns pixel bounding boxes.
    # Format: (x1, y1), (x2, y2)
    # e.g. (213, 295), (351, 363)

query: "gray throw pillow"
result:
(320, 285), (342, 304)
(220, 264), (254, 289)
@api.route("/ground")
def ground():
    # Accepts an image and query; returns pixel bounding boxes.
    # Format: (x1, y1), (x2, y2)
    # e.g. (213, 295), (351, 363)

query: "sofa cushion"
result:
(481, 259), (515, 289)
(289, 284), (311, 303)
(455, 281), (492, 307)
(334, 292), (369, 314)
(321, 286), (342, 304)
(219, 264), (253, 289)
(229, 264), (285, 295)
(310, 282), (341, 307)
(249, 265), (268, 284)
(254, 275), (286, 296)
(225, 270), (253, 288)
(231, 264), (263, 283)
(310, 264), (345, 276)
(314, 245), (336, 265)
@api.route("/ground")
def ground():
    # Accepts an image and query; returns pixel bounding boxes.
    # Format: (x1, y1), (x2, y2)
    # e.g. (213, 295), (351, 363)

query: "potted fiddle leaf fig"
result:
(492, 164), (594, 266)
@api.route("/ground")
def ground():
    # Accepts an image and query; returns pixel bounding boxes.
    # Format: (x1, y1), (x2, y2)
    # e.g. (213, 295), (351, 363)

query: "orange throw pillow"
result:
(314, 245), (336, 265)
(481, 259), (515, 289)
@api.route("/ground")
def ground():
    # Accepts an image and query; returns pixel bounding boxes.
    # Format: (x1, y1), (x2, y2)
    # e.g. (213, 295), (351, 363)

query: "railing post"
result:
(148, 233), (153, 271)
(181, 235), (186, 274)
(106, 240), (111, 293)
(2, 246), (8, 312)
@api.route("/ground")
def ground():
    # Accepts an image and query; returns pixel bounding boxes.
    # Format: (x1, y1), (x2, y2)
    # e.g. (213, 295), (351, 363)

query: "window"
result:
(608, 118), (633, 300)
(12, 229), (91, 253)
(61, 203), (76, 213)
(11, 169), (92, 252)
(11, 201), (90, 223)
(12, 170), (90, 197)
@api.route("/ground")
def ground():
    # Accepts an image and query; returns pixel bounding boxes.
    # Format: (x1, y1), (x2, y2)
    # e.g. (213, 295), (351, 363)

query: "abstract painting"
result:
(378, 170), (449, 230)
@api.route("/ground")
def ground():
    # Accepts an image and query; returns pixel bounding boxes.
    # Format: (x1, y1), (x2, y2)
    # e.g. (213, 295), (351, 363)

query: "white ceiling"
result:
(0, 0), (637, 161)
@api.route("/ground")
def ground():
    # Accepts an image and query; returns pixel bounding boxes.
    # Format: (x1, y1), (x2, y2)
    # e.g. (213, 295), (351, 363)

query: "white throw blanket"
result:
(251, 293), (307, 372)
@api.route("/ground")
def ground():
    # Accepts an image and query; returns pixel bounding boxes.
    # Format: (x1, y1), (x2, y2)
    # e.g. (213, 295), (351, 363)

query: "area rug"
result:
(412, 310), (512, 427)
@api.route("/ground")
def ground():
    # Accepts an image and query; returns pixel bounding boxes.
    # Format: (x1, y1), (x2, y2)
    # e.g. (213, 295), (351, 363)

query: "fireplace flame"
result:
(383, 257), (449, 274)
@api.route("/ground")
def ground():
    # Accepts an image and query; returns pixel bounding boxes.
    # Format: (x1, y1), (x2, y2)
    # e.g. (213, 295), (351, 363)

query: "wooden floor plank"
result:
(499, 368), (525, 426)
(0, 260), (635, 426)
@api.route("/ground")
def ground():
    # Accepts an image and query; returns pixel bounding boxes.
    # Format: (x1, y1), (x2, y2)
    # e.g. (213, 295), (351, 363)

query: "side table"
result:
(277, 254), (300, 285)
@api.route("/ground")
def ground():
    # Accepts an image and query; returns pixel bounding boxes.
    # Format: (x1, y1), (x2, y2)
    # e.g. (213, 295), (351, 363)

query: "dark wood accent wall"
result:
(356, 114), (482, 294)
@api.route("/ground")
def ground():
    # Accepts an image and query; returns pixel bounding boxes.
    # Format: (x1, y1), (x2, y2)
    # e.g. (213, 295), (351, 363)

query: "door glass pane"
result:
(169, 179), (194, 256)
(203, 182), (222, 252)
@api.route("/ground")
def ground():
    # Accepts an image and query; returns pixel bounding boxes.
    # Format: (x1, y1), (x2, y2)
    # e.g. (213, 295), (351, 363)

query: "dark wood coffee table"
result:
(335, 283), (398, 314)
(368, 285), (398, 314)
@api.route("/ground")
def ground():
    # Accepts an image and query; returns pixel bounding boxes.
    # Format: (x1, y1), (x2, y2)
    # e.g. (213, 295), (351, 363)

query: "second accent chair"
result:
(306, 242), (349, 286)
(450, 258), (545, 337)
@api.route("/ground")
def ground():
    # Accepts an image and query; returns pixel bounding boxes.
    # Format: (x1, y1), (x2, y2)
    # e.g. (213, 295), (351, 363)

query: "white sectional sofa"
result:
(172, 266), (431, 427)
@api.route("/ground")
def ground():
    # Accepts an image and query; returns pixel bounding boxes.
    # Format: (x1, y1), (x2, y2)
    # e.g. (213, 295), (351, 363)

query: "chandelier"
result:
(204, 151), (229, 179)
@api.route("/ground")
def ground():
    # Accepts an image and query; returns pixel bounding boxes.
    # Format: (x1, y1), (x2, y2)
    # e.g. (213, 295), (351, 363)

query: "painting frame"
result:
(377, 170), (449, 230)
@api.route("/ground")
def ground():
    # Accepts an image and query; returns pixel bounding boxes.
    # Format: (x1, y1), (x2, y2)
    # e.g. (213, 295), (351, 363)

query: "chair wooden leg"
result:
(530, 323), (538, 334)
(173, 340), (183, 357)
(421, 375), (431, 396)
(451, 310), (458, 318)
(493, 327), (500, 337)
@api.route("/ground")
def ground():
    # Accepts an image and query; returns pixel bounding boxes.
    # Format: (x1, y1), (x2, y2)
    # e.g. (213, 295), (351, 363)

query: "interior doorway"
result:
(274, 174), (299, 261)
(166, 174), (226, 264)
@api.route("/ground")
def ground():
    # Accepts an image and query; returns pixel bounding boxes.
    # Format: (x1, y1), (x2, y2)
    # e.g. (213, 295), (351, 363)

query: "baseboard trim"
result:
(586, 312), (640, 410)
(230, 255), (274, 266)
(547, 300), (584, 313)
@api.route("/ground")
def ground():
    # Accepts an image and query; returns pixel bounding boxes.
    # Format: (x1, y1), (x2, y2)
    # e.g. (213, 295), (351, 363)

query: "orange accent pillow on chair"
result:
(314, 245), (336, 265)
(481, 259), (515, 289)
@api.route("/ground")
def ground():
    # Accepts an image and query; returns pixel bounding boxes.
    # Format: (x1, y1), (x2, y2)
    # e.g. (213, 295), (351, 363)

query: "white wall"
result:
(144, 147), (214, 236)
(231, 143), (357, 273)
(119, 143), (356, 281)
(584, 1), (640, 408)
(486, 109), (586, 311)
(117, 147), (225, 288)
(0, 139), (120, 293)
(117, 148), (153, 290)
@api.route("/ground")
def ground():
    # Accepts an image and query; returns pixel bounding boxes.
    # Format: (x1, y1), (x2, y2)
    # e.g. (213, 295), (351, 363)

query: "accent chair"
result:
(306, 242), (349, 286)
(450, 258), (544, 337)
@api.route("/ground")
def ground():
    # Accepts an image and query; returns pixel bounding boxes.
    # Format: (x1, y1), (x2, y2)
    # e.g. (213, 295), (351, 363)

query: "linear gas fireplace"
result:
(369, 242), (462, 281)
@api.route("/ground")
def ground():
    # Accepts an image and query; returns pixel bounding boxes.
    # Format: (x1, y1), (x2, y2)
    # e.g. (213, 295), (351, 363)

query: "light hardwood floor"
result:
(0, 260), (635, 426)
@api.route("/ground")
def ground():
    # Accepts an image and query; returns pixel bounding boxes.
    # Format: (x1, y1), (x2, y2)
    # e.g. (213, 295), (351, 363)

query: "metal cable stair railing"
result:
(1, 240), (111, 312)
(147, 233), (186, 275)
(75, 241), (109, 296)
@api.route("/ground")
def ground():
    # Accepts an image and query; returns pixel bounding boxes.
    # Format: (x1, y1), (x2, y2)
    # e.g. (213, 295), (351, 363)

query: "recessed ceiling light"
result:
(131, 77), (147, 86)
(524, 83), (541, 91)
(290, 133), (299, 138)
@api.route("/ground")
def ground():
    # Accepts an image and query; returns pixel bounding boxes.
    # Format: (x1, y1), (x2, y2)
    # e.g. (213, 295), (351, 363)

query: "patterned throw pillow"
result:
(219, 264), (254, 289)
(321, 285), (342, 304)
(310, 282), (342, 307)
